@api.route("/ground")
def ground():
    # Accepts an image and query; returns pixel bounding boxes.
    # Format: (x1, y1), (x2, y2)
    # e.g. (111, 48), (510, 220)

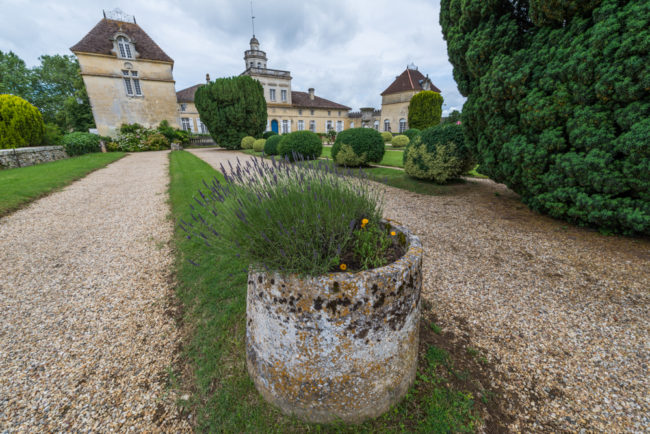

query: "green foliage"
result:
(114, 123), (171, 152)
(326, 129), (337, 144)
(352, 221), (392, 270)
(404, 141), (462, 184)
(184, 156), (382, 276)
(440, 0), (650, 234)
(252, 138), (266, 152)
(241, 136), (255, 149)
(120, 123), (143, 134)
(42, 123), (64, 146)
(332, 128), (385, 165)
(143, 132), (170, 150)
(262, 130), (278, 139)
(445, 110), (462, 124)
(334, 143), (367, 167)
(408, 91), (444, 130)
(157, 120), (188, 144)
(62, 132), (100, 156)
(277, 131), (322, 161)
(404, 128), (421, 142)
(0, 94), (44, 149)
(391, 134), (410, 148)
(419, 123), (474, 173)
(194, 75), (267, 149)
(263, 134), (282, 155)
(381, 131), (393, 143)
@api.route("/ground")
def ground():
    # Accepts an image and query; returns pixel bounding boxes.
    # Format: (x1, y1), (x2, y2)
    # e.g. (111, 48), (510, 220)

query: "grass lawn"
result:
(0, 152), (125, 217)
(168, 150), (499, 432)
(321, 146), (404, 168)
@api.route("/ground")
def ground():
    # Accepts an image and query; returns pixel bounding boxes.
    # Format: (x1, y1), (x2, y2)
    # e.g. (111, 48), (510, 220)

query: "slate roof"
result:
(380, 68), (440, 95)
(70, 19), (173, 63)
(291, 91), (351, 110)
(176, 84), (203, 103)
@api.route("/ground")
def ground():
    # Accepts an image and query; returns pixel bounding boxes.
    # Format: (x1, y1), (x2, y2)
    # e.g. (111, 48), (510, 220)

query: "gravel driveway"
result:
(0, 151), (190, 431)
(192, 148), (649, 432)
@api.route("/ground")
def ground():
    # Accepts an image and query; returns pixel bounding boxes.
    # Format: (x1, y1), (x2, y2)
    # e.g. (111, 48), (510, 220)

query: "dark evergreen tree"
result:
(440, 0), (650, 235)
(194, 76), (267, 149)
(407, 90), (443, 130)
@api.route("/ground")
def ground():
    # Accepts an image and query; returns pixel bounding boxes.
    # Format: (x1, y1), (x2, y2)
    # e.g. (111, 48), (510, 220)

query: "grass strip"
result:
(169, 150), (483, 432)
(0, 152), (125, 217)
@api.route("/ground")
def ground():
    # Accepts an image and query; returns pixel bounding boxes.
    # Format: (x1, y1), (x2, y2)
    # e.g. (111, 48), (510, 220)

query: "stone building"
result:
(379, 64), (440, 133)
(175, 81), (209, 134)
(70, 10), (181, 136)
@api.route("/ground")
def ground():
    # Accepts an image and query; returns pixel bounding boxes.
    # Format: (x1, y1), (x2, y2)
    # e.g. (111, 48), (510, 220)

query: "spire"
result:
(250, 0), (255, 38)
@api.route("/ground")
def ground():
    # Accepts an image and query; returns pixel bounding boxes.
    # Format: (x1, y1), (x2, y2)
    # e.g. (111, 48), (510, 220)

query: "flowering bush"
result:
(112, 124), (170, 152)
(181, 156), (395, 276)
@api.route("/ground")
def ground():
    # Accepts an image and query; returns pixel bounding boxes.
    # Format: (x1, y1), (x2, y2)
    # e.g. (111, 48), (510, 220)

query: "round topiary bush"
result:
(380, 132), (393, 143)
(253, 138), (266, 152)
(402, 123), (474, 183)
(264, 135), (282, 155)
(278, 131), (322, 161)
(331, 128), (385, 166)
(263, 131), (278, 139)
(0, 94), (44, 149)
(391, 135), (410, 148)
(403, 128), (421, 142)
(241, 136), (255, 149)
(62, 132), (101, 156)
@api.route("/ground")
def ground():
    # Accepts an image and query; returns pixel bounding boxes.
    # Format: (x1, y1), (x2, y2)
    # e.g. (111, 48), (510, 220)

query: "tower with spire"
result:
(244, 36), (267, 70)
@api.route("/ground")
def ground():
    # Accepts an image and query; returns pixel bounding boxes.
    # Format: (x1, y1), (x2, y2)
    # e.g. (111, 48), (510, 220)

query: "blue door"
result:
(271, 119), (279, 133)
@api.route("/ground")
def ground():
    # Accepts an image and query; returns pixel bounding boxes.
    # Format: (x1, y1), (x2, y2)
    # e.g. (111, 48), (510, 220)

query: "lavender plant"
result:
(180, 153), (384, 276)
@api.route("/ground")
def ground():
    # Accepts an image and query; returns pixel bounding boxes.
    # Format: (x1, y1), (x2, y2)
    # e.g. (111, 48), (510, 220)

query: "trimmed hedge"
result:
(264, 135), (282, 155)
(0, 94), (44, 149)
(241, 136), (255, 149)
(253, 138), (266, 152)
(62, 132), (101, 156)
(380, 132), (393, 143)
(331, 128), (385, 166)
(278, 131), (322, 161)
(403, 128), (421, 142)
(407, 90), (443, 130)
(391, 135), (410, 148)
(263, 130), (278, 139)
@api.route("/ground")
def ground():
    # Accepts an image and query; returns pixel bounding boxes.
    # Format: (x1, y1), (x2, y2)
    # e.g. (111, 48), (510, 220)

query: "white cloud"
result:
(0, 0), (465, 114)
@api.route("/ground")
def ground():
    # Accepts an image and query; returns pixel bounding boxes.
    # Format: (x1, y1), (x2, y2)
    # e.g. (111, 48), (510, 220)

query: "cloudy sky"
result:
(0, 0), (465, 114)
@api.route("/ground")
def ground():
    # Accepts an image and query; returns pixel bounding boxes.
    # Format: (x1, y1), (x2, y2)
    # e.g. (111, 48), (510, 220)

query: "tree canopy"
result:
(440, 0), (649, 235)
(0, 51), (94, 132)
(195, 75), (267, 149)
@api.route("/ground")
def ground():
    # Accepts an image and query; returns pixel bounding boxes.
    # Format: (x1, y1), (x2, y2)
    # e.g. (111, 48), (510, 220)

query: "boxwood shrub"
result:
(62, 132), (101, 156)
(263, 131), (278, 139)
(241, 136), (255, 149)
(403, 128), (421, 142)
(0, 94), (44, 149)
(380, 132), (393, 143)
(331, 128), (385, 166)
(264, 135), (282, 155)
(278, 131), (322, 161)
(391, 135), (410, 148)
(253, 138), (266, 152)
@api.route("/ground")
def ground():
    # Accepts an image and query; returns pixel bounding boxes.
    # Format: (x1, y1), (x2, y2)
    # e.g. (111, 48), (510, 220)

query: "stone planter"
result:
(246, 221), (423, 423)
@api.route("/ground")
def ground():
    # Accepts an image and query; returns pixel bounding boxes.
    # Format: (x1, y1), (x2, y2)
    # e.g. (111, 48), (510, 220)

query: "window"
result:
(336, 120), (343, 132)
(310, 109), (314, 115)
(350, 121), (355, 128)
(309, 120), (316, 132)
(180, 103), (187, 112)
(117, 36), (133, 59)
(257, 62), (261, 68)
(399, 118), (407, 133)
(297, 120), (304, 131)
(181, 118), (191, 131)
(199, 120), (208, 134)
(281, 90), (287, 102)
(326, 120), (333, 131)
(384, 119), (391, 132)
(282, 120), (290, 133)
(374, 120), (379, 130)
(328, 111), (331, 116)
(338, 111), (341, 116)
(269, 89), (276, 101)
(122, 70), (142, 96)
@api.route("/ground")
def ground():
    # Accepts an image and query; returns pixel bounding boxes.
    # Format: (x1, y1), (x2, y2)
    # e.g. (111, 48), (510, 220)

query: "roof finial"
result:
(250, 0), (256, 38)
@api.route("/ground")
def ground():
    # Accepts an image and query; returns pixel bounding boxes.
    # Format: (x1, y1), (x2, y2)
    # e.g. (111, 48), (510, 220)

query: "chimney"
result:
(308, 88), (315, 100)
(206, 73), (210, 83)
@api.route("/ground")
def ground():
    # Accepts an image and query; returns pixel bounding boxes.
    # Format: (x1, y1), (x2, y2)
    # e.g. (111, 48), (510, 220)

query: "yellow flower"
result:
(390, 231), (396, 236)
(361, 218), (369, 228)
(340, 263), (347, 271)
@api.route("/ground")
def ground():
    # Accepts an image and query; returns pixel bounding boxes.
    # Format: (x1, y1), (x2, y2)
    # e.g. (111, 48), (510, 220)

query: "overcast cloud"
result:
(0, 0), (465, 114)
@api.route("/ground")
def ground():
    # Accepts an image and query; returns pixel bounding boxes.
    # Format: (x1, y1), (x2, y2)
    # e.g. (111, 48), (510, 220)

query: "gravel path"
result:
(192, 149), (649, 432)
(0, 151), (190, 431)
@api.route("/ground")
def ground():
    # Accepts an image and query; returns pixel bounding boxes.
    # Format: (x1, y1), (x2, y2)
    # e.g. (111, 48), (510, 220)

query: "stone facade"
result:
(0, 146), (68, 170)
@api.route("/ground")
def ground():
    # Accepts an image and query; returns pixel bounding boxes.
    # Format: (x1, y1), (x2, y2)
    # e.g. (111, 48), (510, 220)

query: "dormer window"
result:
(117, 36), (133, 59)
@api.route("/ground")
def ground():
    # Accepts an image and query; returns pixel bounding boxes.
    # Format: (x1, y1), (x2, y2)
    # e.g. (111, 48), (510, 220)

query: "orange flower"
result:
(390, 231), (396, 236)
(361, 218), (369, 228)
(340, 263), (347, 271)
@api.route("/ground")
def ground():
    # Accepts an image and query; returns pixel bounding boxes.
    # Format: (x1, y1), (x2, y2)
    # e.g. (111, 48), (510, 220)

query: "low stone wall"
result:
(0, 146), (68, 170)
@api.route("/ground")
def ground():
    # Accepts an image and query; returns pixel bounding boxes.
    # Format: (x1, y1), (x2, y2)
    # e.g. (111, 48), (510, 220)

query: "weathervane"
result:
(250, 0), (256, 37)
